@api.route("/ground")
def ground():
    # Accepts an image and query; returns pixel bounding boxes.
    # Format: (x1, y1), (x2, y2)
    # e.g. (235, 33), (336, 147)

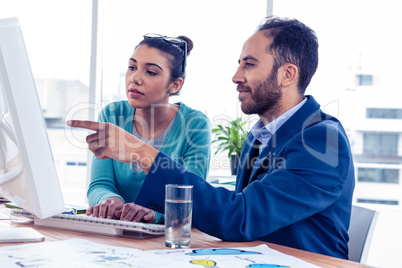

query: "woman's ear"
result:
(169, 78), (184, 95)
(280, 63), (298, 87)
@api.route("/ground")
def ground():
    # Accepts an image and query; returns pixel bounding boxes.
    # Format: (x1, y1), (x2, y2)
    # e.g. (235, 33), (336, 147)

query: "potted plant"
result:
(212, 117), (248, 175)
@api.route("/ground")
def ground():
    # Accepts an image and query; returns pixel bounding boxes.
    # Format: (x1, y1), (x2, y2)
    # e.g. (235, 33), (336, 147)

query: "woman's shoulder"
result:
(174, 102), (210, 130)
(177, 102), (208, 119)
(99, 100), (134, 123)
(101, 100), (134, 116)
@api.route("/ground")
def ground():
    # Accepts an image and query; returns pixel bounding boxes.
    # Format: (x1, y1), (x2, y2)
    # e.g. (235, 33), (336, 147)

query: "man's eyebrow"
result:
(238, 55), (259, 64)
(129, 58), (163, 71)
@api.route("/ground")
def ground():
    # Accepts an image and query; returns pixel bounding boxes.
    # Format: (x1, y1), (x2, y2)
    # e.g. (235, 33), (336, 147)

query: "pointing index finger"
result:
(67, 120), (103, 131)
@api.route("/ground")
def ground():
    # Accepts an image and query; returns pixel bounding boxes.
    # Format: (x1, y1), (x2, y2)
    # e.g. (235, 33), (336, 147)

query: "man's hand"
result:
(67, 120), (159, 173)
(67, 120), (140, 163)
(115, 203), (156, 223)
(86, 197), (124, 219)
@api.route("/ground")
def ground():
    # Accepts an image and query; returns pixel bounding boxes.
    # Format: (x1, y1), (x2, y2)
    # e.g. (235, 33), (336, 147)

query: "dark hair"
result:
(137, 35), (193, 96)
(257, 16), (319, 95)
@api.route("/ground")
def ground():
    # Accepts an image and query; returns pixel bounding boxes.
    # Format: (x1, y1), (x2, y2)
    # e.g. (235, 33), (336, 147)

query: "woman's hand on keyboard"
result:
(115, 203), (155, 223)
(86, 197), (124, 219)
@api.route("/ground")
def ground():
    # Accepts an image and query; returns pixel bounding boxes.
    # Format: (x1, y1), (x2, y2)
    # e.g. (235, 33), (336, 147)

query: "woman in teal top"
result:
(87, 34), (211, 223)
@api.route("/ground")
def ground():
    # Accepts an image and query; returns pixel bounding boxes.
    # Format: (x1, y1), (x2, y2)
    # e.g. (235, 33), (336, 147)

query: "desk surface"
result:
(0, 205), (373, 268)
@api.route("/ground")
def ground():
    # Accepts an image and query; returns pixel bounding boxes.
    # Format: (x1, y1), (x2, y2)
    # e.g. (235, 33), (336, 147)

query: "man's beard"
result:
(238, 72), (282, 119)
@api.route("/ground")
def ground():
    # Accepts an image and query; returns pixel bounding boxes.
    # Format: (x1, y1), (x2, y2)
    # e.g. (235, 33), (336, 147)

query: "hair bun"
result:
(177, 35), (193, 56)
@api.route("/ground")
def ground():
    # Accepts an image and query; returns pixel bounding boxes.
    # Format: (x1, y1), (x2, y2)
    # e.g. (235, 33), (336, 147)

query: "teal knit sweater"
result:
(87, 101), (211, 222)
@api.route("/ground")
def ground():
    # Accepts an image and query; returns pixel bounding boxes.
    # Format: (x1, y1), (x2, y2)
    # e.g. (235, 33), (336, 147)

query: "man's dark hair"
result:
(257, 16), (319, 95)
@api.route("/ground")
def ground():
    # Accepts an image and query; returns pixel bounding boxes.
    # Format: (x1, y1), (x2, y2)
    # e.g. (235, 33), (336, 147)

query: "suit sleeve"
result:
(180, 111), (211, 179)
(137, 121), (353, 241)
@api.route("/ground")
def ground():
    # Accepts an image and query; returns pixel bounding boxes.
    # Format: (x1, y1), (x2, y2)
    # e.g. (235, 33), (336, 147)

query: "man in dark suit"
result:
(68, 16), (355, 259)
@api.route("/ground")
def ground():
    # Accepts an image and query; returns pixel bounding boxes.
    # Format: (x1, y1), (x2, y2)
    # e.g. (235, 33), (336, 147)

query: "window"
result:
(367, 108), (402, 119)
(98, 1), (267, 119)
(98, 0), (267, 176)
(363, 133), (398, 156)
(358, 167), (399, 184)
(0, 0), (268, 200)
(0, 0), (92, 205)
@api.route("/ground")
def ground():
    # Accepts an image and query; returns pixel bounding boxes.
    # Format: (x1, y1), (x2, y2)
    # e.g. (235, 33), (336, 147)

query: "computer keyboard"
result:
(10, 209), (164, 239)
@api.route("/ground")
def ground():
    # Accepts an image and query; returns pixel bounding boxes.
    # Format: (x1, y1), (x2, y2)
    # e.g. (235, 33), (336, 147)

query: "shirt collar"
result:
(251, 97), (307, 144)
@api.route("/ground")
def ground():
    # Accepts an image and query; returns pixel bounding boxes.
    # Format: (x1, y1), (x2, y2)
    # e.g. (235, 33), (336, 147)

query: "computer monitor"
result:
(0, 17), (65, 219)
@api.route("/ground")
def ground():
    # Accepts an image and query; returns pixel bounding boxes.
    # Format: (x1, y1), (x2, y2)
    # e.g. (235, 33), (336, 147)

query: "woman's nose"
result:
(130, 72), (142, 85)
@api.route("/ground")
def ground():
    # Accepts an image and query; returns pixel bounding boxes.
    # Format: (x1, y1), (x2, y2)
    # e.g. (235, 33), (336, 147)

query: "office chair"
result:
(348, 204), (379, 263)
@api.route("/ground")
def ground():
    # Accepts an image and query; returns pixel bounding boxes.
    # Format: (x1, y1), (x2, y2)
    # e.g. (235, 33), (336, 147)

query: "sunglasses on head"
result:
(143, 33), (187, 72)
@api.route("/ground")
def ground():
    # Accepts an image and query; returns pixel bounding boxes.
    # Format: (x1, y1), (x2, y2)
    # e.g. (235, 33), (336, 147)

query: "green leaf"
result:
(211, 117), (249, 157)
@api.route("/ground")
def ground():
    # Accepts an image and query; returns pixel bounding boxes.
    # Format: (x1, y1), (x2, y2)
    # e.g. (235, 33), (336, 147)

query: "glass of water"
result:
(164, 184), (193, 248)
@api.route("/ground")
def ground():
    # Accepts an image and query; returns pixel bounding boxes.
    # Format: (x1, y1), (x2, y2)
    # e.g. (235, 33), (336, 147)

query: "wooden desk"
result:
(0, 206), (374, 268)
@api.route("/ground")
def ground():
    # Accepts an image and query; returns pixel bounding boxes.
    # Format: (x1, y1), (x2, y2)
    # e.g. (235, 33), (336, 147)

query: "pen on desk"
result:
(62, 207), (87, 215)
(62, 208), (77, 215)
(4, 202), (22, 209)
(76, 209), (87, 214)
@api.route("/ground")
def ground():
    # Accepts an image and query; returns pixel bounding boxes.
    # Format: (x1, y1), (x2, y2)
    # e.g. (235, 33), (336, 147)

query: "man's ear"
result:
(169, 78), (184, 94)
(280, 63), (298, 87)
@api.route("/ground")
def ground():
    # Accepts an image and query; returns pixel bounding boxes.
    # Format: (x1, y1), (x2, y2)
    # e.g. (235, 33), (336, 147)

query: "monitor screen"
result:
(0, 17), (65, 219)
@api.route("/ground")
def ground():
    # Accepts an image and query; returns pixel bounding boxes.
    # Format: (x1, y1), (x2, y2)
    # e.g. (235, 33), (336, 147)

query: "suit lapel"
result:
(235, 134), (259, 192)
(237, 96), (322, 190)
(249, 139), (274, 183)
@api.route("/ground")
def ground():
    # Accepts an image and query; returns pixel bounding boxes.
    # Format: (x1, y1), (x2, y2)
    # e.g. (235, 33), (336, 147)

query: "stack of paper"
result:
(0, 238), (320, 267)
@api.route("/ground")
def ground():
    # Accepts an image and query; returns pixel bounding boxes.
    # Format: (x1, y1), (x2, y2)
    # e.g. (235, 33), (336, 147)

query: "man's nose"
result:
(232, 67), (245, 84)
